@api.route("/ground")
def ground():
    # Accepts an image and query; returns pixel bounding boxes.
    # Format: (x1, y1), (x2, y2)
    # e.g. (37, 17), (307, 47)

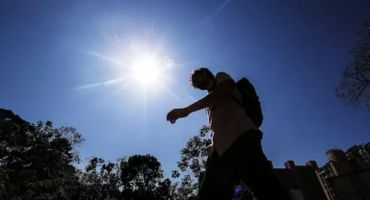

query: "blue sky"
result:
(1, 0), (369, 178)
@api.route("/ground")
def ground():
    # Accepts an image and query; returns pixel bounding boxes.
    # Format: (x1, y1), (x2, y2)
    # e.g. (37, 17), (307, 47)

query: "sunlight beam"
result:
(76, 76), (132, 90)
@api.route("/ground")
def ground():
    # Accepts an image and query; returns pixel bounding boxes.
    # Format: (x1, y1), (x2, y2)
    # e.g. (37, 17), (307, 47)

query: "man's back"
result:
(208, 72), (258, 156)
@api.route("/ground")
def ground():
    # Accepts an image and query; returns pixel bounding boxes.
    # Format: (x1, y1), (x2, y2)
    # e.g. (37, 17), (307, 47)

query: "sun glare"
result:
(82, 36), (177, 98)
(131, 55), (162, 87)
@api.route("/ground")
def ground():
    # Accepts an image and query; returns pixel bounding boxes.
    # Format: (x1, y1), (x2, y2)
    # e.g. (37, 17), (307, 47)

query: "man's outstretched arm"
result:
(167, 80), (234, 123)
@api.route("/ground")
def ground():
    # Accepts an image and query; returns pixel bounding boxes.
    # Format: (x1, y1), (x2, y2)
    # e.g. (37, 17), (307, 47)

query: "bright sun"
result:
(81, 37), (175, 97)
(131, 54), (162, 87)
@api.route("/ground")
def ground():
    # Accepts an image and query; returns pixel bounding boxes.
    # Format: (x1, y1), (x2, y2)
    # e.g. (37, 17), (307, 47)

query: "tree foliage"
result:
(171, 125), (212, 199)
(0, 109), (83, 200)
(0, 109), (173, 200)
(79, 155), (174, 200)
(79, 157), (121, 200)
(119, 154), (173, 200)
(337, 21), (370, 107)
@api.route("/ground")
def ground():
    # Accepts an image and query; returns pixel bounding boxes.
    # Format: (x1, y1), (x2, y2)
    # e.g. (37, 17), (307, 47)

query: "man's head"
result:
(190, 67), (215, 91)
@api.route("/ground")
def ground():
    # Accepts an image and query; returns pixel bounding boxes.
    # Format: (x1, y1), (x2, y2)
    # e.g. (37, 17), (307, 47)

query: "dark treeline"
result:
(0, 109), (175, 200)
(0, 109), (252, 200)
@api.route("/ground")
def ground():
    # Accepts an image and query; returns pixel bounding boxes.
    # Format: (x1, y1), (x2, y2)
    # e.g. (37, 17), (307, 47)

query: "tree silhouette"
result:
(0, 109), (83, 200)
(79, 157), (121, 200)
(79, 155), (173, 200)
(172, 125), (212, 200)
(337, 21), (370, 108)
(1, 109), (173, 200)
(120, 154), (172, 200)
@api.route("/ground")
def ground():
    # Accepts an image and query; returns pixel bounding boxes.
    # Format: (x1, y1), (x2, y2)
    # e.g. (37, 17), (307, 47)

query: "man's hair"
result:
(190, 67), (214, 88)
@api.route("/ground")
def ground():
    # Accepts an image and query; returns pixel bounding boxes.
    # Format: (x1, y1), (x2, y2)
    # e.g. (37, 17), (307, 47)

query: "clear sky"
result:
(1, 0), (369, 178)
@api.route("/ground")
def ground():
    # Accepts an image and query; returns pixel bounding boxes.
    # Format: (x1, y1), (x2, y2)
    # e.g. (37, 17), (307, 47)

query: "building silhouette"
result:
(316, 143), (370, 200)
(274, 160), (326, 200)
(274, 142), (370, 200)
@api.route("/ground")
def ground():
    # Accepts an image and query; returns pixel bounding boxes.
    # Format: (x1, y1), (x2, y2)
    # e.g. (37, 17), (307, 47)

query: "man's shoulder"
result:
(215, 71), (231, 78)
(215, 72), (233, 84)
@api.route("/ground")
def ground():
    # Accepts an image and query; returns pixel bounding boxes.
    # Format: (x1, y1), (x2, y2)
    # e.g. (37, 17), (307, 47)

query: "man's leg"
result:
(228, 131), (291, 200)
(198, 152), (235, 200)
(237, 157), (291, 200)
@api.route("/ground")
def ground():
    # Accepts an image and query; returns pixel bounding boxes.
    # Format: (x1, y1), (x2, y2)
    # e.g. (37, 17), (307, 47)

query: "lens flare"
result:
(131, 55), (162, 87)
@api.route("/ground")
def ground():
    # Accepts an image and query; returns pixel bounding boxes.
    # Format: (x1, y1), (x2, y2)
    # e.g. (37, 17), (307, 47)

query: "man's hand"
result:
(166, 108), (190, 124)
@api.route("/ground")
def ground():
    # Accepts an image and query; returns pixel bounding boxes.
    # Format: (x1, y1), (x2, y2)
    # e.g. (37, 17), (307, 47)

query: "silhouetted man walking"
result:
(167, 68), (291, 200)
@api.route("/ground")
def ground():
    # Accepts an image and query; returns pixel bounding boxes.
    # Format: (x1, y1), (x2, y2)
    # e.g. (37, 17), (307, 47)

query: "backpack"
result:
(233, 77), (263, 127)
